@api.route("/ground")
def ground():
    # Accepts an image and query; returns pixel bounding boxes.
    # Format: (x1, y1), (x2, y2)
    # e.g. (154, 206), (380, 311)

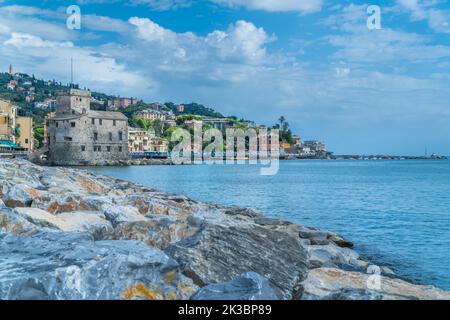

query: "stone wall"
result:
(47, 114), (129, 166)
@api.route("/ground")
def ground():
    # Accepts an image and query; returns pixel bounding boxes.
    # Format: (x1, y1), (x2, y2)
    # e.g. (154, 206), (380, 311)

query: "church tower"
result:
(8, 64), (13, 75)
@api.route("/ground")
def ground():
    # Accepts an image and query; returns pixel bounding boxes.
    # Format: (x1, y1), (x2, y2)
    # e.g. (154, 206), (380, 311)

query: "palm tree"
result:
(278, 116), (285, 130)
(282, 122), (289, 133)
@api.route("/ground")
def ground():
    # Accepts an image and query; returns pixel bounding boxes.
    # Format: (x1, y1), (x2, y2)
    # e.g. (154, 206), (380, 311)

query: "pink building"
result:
(120, 98), (130, 108)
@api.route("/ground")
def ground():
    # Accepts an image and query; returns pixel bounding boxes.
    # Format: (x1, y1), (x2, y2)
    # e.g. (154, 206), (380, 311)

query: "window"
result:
(107, 146), (111, 152)
(81, 145), (86, 152)
(94, 146), (101, 152)
(118, 146), (122, 152)
(119, 131), (123, 141)
(94, 132), (98, 141)
(99, 119), (103, 125)
(91, 118), (95, 125)
(71, 122), (76, 128)
(109, 132), (112, 141)
(64, 137), (72, 142)
(25, 139), (29, 144)
(55, 121), (59, 128)
(113, 120), (116, 126)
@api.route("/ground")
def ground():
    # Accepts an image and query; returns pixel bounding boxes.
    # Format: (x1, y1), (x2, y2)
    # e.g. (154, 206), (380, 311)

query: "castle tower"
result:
(56, 89), (91, 115)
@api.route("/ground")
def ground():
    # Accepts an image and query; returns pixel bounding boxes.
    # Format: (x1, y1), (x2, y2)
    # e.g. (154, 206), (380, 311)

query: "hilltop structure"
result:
(46, 89), (129, 165)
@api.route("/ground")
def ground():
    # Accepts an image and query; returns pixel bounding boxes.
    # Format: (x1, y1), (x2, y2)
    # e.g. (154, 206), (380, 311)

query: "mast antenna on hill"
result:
(70, 57), (74, 87)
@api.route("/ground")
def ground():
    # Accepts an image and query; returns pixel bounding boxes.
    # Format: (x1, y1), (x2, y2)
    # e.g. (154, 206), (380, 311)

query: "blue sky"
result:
(1, 0), (450, 155)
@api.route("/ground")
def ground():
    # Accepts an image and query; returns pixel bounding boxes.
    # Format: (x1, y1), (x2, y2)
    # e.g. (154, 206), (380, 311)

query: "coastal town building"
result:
(134, 109), (168, 122)
(128, 127), (154, 152)
(46, 89), (129, 165)
(184, 119), (203, 129)
(16, 116), (34, 152)
(202, 118), (235, 131)
(300, 140), (328, 158)
(128, 127), (169, 154)
(134, 109), (176, 130)
(177, 104), (185, 113)
(0, 99), (34, 153)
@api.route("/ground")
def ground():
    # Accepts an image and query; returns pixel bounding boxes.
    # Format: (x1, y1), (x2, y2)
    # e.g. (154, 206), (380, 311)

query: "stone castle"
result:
(47, 89), (129, 165)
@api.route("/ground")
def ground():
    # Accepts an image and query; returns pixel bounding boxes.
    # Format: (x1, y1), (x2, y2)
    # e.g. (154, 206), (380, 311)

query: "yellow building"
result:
(128, 127), (168, 153)
(128, 127), (152, 152)
(281, 141), (292, 149)
(16, 116), (34, 151)
(149, 137), (168, 153)
(0, 99), (34, 152)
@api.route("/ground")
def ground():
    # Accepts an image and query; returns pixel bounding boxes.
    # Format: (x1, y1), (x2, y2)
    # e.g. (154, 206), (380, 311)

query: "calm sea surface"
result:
(89, 160), (450, 290)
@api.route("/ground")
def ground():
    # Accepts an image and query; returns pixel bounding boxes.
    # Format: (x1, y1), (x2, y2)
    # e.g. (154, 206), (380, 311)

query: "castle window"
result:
(91, 118), (95, 125)
(55, 122), (59, 128)
(94, 132), (98, 141)
(71, 122), (76, 128)
(119, 131), (123, 141)
(107, 146), (111, 152)
(81, 145), (86, 152)
(118, 146), (123, 152)
(99, 119), (103, 125)
(94, 146), (101, 152)
(109, 132), (112, 141)
(64, 137), (72, 142)
(113, 120), (116, 126)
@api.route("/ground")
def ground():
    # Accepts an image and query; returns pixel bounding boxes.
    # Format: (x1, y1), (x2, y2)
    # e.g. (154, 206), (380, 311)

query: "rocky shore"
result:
(1, 158), (449, 300)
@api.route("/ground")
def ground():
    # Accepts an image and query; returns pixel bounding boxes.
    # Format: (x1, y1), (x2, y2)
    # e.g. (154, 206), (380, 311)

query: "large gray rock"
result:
(165, 224), (308, 300)
(300, 268), (450, 300)
(2, 184), (35, 208)
(102, 204), (147, 227)
(192, 272), (279, 300)
(0, 232), (197, 300)
(14, 208), (113, 240)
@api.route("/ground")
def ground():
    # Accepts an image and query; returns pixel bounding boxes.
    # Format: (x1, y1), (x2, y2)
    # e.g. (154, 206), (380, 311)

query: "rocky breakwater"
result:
(0, 159), (449, 300)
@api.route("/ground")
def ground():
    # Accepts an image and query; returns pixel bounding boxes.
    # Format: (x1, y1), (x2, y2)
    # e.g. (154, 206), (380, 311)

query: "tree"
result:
(278, 116), (285, 130)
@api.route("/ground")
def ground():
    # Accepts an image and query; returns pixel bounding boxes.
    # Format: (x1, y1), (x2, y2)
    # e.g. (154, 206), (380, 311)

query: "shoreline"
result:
(28, 155), (449, 168)
(1, 158), (449, 300)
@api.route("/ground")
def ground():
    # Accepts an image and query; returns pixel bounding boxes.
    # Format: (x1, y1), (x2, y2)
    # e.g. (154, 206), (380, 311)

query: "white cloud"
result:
(77, 0), (323, 13)
(130, 0), (192, 10)
(397, 0), (450, 33)
(322, 4), (450, 63)
(129, 17), (273, 64)
(4, 33), (74, 49)
(212, 0), (323, 13)
(129, 17), (178, 43)
(206, 20), (274, 63)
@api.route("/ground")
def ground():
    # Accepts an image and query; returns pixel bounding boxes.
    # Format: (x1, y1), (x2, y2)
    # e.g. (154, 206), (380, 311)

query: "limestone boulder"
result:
(191, 272), (279, 300)
(0, 232), (198, 300)
(300, 268), (450, 300)
(102, 204), (147, 227)
(112, 216), (198, 249)
(15, 207), (113, 239)
(165, 224), (309, 300)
